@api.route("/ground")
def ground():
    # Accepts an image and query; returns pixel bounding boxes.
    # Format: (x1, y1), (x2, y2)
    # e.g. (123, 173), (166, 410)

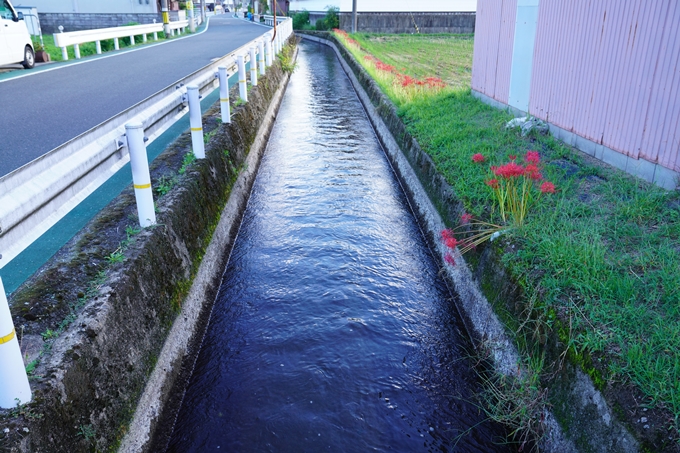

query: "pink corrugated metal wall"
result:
(471, 0), (516, 104)
(473, 0), (680, 172)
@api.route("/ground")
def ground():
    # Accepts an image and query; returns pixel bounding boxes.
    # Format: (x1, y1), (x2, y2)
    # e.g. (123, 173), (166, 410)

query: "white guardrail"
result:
(262, 15), (288, 27)
(0, 17), (293, 269)
(53, 17), (203, 61)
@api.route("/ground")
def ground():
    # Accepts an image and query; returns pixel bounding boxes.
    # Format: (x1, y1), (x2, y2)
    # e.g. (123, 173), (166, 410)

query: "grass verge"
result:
(334, 30), (680, 448)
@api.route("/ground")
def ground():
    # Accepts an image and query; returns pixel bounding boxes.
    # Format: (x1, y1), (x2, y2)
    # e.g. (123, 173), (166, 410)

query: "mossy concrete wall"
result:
(299, 31), (640, 453)
(0, 38), (296, 453)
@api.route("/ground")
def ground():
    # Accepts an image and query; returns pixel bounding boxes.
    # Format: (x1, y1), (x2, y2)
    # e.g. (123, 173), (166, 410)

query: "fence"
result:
(338, 12), (475, 34)
(0, 18), (293, 269)
(471, 0), (679, 189)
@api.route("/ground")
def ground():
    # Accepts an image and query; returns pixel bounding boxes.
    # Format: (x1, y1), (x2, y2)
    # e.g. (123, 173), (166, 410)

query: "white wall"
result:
(288, 0), (476, 12)
(13, 0), (158, 14)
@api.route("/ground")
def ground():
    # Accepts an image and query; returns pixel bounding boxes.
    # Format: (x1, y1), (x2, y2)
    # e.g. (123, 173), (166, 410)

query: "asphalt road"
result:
(0, 15), (269, 177)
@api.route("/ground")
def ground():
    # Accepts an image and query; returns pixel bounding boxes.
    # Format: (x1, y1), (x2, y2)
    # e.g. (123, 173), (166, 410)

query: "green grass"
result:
(338, 31), (680, 433)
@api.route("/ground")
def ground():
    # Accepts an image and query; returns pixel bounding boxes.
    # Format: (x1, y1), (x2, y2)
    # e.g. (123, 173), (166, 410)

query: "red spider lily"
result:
(485, 178), (499, 189)
(375, 61), (395, 72)
(525, 150), (540, 164)
(524, 163), (542, 180)
(461, 212), (473, 224)
(540, 181), (556, 193)
(472, 153), (485, 163)
(493, 162), (525, 178)
(441, 229), (454, 240)
(425, 77), (446, 88)
(445, 237), (458, 249)
(444, 253), (456, 265)
(400, 75), (416, 87)
(509, 154), (517, 161)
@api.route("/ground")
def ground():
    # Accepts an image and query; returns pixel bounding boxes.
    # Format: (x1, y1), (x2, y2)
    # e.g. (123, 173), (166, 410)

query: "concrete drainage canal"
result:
(158, 40), (512, 452)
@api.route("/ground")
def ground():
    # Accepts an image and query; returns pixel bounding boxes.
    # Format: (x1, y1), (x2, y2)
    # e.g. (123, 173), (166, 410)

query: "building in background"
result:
(13, 0), (159, 14)
(288, 0), (476, 12)
(472, 0), (679, 189)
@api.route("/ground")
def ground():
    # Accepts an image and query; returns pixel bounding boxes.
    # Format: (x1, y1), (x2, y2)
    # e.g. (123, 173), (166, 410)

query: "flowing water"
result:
(166, 40), (513, 452)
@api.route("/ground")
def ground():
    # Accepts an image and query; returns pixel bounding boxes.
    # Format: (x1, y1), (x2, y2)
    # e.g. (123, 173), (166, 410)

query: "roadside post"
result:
(217, 66), (231, 123)
(237, 55), (248, 102)
(125, 123), (157, 228)
(258, 39), (265, 75)
(0, 277), (32, 409)
(249, 47), (258, 86)
(186, 85), (206, 159)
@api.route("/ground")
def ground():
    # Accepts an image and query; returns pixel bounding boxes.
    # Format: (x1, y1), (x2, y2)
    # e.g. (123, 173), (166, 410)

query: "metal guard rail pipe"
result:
(0, 17), (293, 269)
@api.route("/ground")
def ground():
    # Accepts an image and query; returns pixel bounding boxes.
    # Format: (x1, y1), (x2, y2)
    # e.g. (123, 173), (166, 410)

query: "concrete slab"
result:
(574, 133), (597, 157)
(625, 156), (656, 183)
(601, 146), (628, 172)
(653, 164), (680, 190)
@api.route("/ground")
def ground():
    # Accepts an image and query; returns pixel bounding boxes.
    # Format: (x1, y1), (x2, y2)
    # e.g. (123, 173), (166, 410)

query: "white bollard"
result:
(125, 123), (157, 227)
(114, 37), (120, 50)
(74, 44), (80, 59)
(237, 55), (247, 102)
(249, 47), (257, 86)
(266, 35), (272, 67)
(96, 40), (102, 54)
(186, 85), (206, 159)
(258, 40), (265, 75)
(0, 277), (32, 409)
(217, 66), (231, 124)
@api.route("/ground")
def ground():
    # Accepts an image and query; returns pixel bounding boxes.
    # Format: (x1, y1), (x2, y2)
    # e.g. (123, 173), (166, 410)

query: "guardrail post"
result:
(142, 33), (147, 43)
(237, 55), (247, 102)
(96, 40), (102, 54)
(217, 66), (231, 124)
(258, 40), (265, 75)
(130, 34), (135, 46)
(125, 123), (157, 228)
(61, 46), (68, 61)
(114, 37), (120, 50)
(186, 85), (206, 159)
(74, 44), (80, 59)
(266, 34), (272, 67)
(249, 47), (257, 87)
(154, 30), (158, 40)
(0, 277), (32, 409)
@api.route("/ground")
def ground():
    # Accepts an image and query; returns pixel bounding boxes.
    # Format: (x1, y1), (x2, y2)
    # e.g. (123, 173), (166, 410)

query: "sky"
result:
(287, 0), (477, 13)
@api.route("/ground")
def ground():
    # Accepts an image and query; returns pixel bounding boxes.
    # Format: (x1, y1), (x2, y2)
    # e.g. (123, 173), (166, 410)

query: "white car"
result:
(0, 0), (34, 69)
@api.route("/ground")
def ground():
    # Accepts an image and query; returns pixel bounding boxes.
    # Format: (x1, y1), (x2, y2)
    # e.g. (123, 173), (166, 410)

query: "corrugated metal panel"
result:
(471, 0), (516, 102)
(493, 0), (516, 104)
(475, 0), (679, 171)
(640, 1), (679, 166)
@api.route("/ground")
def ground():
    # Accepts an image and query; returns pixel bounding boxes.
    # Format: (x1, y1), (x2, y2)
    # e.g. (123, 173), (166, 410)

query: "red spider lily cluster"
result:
(441, 150), (556, 266)
(335, 30), (447, 99)
(485, 150), (556, 226)
(334, 29), (360, 48)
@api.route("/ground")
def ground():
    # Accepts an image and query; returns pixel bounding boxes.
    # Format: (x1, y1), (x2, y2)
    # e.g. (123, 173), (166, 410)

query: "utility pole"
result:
(201, 0), (206, 22)
(352, 0), (357, 33)
(160, 0), (170, 35)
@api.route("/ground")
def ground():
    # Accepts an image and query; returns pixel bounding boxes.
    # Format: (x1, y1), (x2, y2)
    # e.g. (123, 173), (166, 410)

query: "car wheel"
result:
(22, 46), (35, 69)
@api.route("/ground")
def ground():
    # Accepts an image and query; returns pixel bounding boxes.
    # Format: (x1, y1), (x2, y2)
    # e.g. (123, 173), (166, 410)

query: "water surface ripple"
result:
(167, 41), (511, 452)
